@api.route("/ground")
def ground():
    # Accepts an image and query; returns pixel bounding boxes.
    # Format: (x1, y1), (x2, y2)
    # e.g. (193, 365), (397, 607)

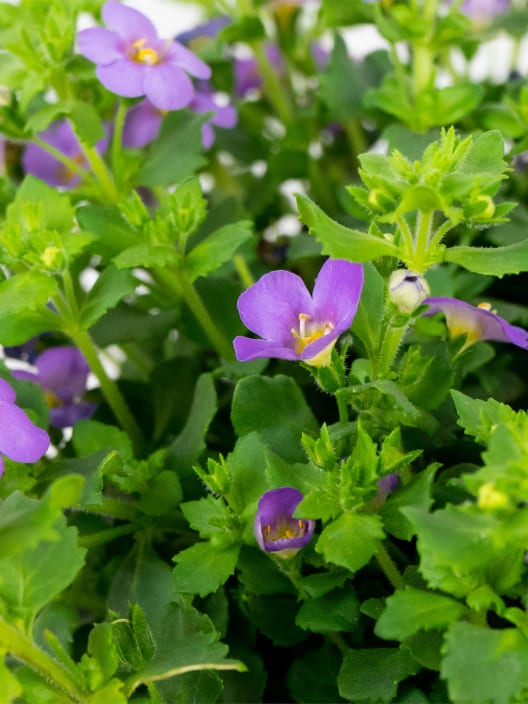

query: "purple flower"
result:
(423, 297), (528, 351)
(77, 1), (211, 110)
(234, 259), (364, 367)
(254, 487), (315, 558)
(175, 16), (232, 47)
(122, 99), (165, 148)
(458, 0), (510, 21)
(22, 120), (109, 188)
(13, 347), (96, 428)
(234, 45), (283, 97)
(0, 378), (49, 477)
(190, 85), (237, 149)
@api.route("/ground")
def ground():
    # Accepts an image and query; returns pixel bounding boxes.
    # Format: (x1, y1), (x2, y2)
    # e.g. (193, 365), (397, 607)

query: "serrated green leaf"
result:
(451, 389), (516, 445)
(316, 513), (384, 573)
(381, 463), (439, 541)
(375, 586), (466, 641)
(185, 221), (253, 282)
(296, 194), (398, 261)
(79, 266), (137, 330)
(296, 587), (360, 633)
(444, 239), (528, 277)
(441, 622), (528, 704)
(173, 542), (240, 597)
(338, 647), (419, 703)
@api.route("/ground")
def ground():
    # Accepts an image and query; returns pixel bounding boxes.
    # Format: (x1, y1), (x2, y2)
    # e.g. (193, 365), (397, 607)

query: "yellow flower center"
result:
(131, 38), (160, 65)
(291, 313), (334, 354)
(264, 519), (308, 542)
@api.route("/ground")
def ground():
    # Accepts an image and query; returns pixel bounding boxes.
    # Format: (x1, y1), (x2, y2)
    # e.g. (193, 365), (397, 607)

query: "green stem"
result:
(111, 100), (128, 190)
(77, 135), (119, 204)
(33, 136), (97, 187)
(155, 268), (235, 360)
(413, 209), (434, 273)
(396, 216), (415, 264)
(251, 41), (292, 124)
(233, 254), (255, 288)
(428, 219), (455, 251)
(0, 619), (86, 703)
(74, 496), (139, 522)
(374, 321), (409, 379)
(344, 119), (367, 164)
(71, 328), (145, 451)
(79, 523), (137, 548)
(375, 542), (405, 590)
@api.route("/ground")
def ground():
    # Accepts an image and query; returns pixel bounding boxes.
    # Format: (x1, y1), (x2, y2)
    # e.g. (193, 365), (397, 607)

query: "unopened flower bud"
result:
(389, 270), (430, 314)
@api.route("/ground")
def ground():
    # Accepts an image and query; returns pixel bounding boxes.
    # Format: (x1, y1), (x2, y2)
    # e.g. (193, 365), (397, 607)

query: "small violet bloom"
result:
(77, 1), (211, 110)
(13, 347), (97, 428)
(234, 45), (284, 97)
(175, 16), (232, 47)
(0, 378), (49, 477)
(234, 259), (364, 367)
(122, 87), (236, 150)
(254, 487), (315, 558)
(458, 0), (510, 22)
(23, 120), (108, 189)
(423, 297), (528, 352)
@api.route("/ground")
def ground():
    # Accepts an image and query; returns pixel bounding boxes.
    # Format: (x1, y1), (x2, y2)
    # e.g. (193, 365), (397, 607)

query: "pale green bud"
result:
(388, 269), (430, 314)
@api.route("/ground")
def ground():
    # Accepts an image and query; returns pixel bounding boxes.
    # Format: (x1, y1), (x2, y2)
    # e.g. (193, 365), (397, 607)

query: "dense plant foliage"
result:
(1, 0), (528, 702)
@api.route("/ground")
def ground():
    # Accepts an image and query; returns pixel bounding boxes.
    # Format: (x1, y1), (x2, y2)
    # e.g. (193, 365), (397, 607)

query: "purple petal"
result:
(233, 336), (299, 362)
(237, 270), (314, 342)
(0, 401), (49, 464)
(423, 297), (528, 349)
(35, 346), (90, 401)
(102, 1), (158, 43)
(312, 259), (364, 334)
(77, 27), (123, 65)
(254, 487), (315, 554)
(11, 369), (39, 384)
(122, 100), (163, 148)
(96, 59), (146, 98)
(166, 42), (212, 79)
(211, 103), (237, 129)
(22, 144), (74, 188)
(50, 401), (97, 428)
(143, 63), (194, 110)
(175, 16), (232, 45)
(201, 123), (215, 150)
(0, 379), (16, 404)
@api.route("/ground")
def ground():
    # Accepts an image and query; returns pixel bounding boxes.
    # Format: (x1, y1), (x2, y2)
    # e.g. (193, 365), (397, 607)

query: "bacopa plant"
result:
(1, 1), (528, 703)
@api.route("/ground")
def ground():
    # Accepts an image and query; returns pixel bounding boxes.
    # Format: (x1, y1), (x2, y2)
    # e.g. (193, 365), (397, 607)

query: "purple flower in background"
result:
(423, 297), (528, 352)
(234, 259), (364, 367)
(175, 16), (232, 47)
(458, 0), (510, 21)
(254, 487), (315, 558)
(234, 45), (284, 97)
(0, 378), (49, 477)
(190, 85), (237, 149)
(77, 1), (211, 110)
(13, 347), (97, 428)
(22, 120), (109, 188)
(122, 99), (165, 148)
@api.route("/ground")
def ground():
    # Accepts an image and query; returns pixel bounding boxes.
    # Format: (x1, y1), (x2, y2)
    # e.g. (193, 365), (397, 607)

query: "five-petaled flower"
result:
(254, 487), (315, 558)
(77, 1), (211, 110)
(13, 347), (97, 428)
(234, 258), (364, 367)
(0, 378), (49, 477)
(423, 297), (528, 352)
(23, 120), (109, 189)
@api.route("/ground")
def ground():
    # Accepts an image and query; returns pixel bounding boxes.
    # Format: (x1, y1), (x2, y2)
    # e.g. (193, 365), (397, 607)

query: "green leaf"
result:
(296, 194), (398, 261)
(318, 33), (369, 119)
(454, 130), (506, 179)
(0, 507), (86, 626)
(0, 475), (84, 558)
(288, 645), (343, 704)
(381, 463), (439, 541)
(172, 542), (240, 597)
(69, 101), (105, 147)
(375, 587), (466, 641)
(5, 175), (75, 233)
(316, 513), (384, 573)
(185, 221), (253, 282)
(450, 389), (516, 445)
(441, 622), (528, 704)
(169, 373), (218, 474)
(351, 262), (385, 353)
(79, 266), (137, 330)
(113, 243), (177, 270)
(296, 587), (360, 633)
(338, 648), (419, 703)
(0, 271), (58, 317)
(138, 112), (207, 187)
(0, 308), (58, 346)
(76, 205), (139, 260)
(444, 239), (528, 277)
(231, 374), (318, 463)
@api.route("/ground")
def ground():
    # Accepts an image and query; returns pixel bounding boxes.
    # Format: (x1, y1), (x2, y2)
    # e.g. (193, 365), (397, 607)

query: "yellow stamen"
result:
(131, 38), (160, 65)
(478, 302), (492, 311)
(291, 313), (334, 354)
